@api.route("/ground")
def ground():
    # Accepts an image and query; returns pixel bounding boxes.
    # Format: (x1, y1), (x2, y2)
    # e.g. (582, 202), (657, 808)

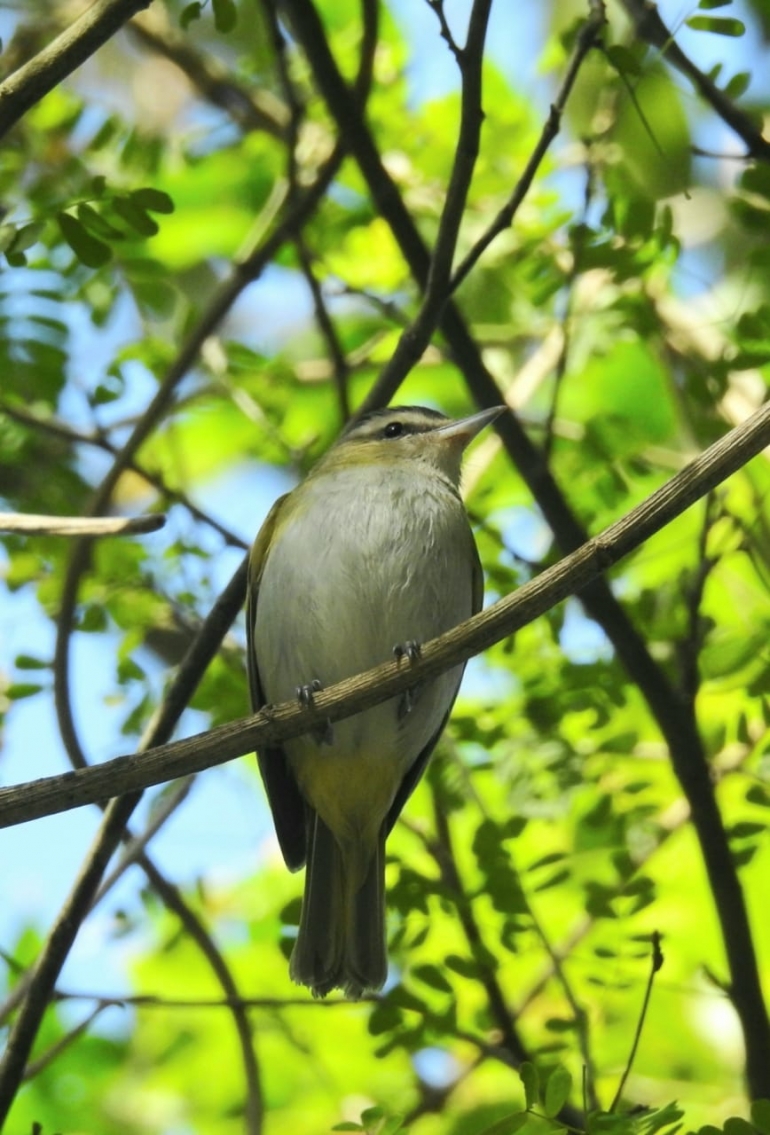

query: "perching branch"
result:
(3, 396), (770, 830)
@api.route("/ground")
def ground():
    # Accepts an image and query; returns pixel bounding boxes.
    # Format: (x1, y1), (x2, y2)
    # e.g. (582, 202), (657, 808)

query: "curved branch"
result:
(3, 396), (770, 828)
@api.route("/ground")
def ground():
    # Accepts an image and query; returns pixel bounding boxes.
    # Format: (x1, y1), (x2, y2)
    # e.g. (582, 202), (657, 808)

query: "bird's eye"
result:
(383, 421), (404, 439)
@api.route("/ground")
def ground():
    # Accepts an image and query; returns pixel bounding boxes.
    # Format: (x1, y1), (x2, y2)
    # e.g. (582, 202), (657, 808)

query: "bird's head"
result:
(319, 404), (504, 485)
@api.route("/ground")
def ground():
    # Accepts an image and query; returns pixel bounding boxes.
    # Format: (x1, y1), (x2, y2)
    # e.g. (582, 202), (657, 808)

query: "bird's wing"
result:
(385, 528), (483, 834)
(247, 494), (308, 871)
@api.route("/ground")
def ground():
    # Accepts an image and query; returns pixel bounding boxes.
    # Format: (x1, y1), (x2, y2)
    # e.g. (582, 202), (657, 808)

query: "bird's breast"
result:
(253, 464), (477, 838)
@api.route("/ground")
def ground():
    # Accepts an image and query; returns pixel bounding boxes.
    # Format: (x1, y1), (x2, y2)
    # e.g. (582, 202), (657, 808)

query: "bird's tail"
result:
(290, 814), (387, 998)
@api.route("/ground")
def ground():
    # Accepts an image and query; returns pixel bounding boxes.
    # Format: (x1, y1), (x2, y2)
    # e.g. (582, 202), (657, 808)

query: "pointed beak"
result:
(434, 405), (505, 448)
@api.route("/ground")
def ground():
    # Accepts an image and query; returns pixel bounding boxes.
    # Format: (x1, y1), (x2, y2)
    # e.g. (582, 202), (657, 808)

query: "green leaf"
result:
(360, 1106), (385, 1130)
(727, 822), (766, 839)
(77, 203), (124, 240)
(332, 1124), (364, 1132)
(9, 222), (45, 252)
(698, 0), (733, 8)
(132, 279), (177, 319)
(686, 15), (745, 35)
(180, 1), (202, 28)
(723, 1119), (758, 1135)
(731, 846), (758, 868)
(751, 1100), (770, 1135)
(745, 785), (770, 808)
(519, 1062), (539, 1109)
(605, 45), (643, 77)
(379, 1116), (404, 1135)
(79, 605), (108, 632)
(543, 1065), (572, 1117)
(476, 1113), (530, 1135)
(131, 187), (175, 214)
(0, 223), (17, 251)
(723, 71), (750, 99)
(112, 196), (159, 237)
(212, 0), (237, 32)
(411, 964), (453, 993)
(5, 682), (43, 700)
(444, 954), (481, 979)
(57, 212), (112, 267)
(14, 654), (49, 670)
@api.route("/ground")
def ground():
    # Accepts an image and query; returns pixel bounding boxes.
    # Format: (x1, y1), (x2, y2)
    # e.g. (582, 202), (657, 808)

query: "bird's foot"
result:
(393, 641), (423, 720)
(296, 679), (334, 746)
(296, 679), (323, 708)
(393, 640), (422, 665)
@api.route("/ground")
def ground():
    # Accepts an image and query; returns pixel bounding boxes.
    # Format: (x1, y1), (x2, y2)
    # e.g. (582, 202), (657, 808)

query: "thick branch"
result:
(2, 397), (770, 829)
(0, 0), (153, 142)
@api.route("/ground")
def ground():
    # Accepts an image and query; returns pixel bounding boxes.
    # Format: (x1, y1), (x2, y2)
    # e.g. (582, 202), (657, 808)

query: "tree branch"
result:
(449, 0), (606, 296)
(0, 0), (153, 142)
(619, 0), (770, 163)
(0, 512), (164, 536)
(354, 0), (493, 414)
(3, 397), (770, 830)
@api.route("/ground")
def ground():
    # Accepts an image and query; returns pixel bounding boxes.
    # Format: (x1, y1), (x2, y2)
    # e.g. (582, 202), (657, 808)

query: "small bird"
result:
(246, 403), (503, 997)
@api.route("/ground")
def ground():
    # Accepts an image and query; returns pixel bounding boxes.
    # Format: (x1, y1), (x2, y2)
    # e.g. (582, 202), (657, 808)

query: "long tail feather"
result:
(290, 814), (387, 998)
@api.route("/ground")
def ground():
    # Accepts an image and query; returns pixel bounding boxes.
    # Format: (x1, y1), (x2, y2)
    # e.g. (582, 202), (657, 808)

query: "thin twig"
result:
(129, 8), (289, 138)
(425, 0), (462, 64)
(543, 156), (596, 463)
(354, 0), (494, 415)
(296, 236), (351, 419)
(678, 492), (719, 705)
(449, 0), (607, 296)
(610, 932), (664, 1111)
(619, 0), (770, 163)
(0, 512), (164, 536)
(0, 400), (248, 549)
(22, 1004), (109, 1082)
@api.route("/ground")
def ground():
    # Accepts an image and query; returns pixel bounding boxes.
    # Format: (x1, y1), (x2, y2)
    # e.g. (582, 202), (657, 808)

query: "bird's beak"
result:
(434, 405), (505, 449)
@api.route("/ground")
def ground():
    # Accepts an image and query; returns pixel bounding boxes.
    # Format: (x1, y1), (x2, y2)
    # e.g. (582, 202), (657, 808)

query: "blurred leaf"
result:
(519, 1062), (539, 1110)
(56, 212), (111, 267)
(543, 1065), (572, 1117)
(212, 0), (237, 32)
(686, 15), (746, 34)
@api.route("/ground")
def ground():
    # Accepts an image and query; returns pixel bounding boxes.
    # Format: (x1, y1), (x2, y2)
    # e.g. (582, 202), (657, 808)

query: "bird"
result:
(246, 403), (503, 998)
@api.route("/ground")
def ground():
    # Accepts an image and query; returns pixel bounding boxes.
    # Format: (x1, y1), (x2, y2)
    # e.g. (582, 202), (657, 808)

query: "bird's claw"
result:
(296, 679), (323, 708)
(393, 640), (422, 665)
(296, 680), (333, 746)
(394, 641), (422, 719)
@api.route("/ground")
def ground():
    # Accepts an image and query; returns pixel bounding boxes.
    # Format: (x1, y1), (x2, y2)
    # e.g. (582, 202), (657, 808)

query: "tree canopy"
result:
(1, 1), (770, 1133)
